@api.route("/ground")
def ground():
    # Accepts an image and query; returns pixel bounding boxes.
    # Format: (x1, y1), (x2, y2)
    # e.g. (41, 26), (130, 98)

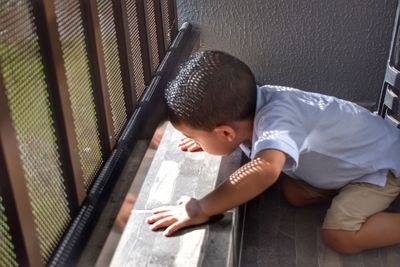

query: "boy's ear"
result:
(213, 125), (236, 142)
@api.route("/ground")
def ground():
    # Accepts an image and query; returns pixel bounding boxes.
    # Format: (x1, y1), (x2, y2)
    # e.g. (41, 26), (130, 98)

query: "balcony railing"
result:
(0, 1), (177, 266)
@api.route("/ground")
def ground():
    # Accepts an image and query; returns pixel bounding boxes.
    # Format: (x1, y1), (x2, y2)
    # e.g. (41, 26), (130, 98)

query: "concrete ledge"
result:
(110, 123), (243, 266)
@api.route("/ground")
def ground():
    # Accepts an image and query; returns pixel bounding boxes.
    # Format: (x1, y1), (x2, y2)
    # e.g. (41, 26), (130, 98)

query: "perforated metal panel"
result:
(126, 0), (146, 99)
(54, 0), (103, 189)
(0, 195), (17, 267)
(96, 0), (127, 138)
(0, 1), (71, 264)
(145, 0), (160, 74)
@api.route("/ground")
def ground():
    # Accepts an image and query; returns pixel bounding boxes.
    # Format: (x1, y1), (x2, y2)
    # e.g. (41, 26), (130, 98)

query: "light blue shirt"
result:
(240, 85), (400, 189)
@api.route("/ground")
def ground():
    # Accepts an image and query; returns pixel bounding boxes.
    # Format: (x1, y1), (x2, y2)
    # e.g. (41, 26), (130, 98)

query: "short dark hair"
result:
(165, 50), (256, 131)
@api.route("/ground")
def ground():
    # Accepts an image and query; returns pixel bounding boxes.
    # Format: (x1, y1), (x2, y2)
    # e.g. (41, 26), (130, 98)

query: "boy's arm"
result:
(146, 149), (286, 236)
(198, 149), (286, 215)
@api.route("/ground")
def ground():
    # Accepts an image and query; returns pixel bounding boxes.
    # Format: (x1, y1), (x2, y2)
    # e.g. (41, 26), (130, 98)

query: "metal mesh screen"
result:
(0, 1), (71, 264)
(54, 0), (103, 190)
(160, 0), (173, 50)
(126, 0), (146, 99)
(96, 0), (127, 139)
(145, 0), (161, 74)
(0, 194), (17, 267)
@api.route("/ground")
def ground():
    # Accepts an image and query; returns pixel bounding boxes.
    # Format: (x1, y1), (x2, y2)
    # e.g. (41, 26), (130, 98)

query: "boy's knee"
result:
(281, 178), (310, 207)
(321, 229), (362, 255)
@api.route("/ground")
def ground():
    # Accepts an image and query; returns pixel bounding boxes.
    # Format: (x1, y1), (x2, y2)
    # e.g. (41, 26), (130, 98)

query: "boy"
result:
(146, 50), (400, 254)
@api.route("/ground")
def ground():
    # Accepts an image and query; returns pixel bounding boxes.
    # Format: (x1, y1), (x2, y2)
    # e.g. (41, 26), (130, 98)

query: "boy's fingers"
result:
(179, 141), (202, 152)
(179, 142), (193, 151)
(178, 143), (189, 151)
(179, 145), (188, 151)
(178, 138), (201, 152)
(187, 143), (201, 152)
(152, 206), (172, 214)
(178, 138), (192, 147)
(149, 216), (176, 231)
(179, 137), (191, 144)
(163, 221), (185, 237)
(146, 211), (172, 223)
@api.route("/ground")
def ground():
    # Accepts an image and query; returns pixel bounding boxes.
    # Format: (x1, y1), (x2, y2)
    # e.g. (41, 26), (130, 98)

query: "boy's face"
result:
(173, 122), (239, 156)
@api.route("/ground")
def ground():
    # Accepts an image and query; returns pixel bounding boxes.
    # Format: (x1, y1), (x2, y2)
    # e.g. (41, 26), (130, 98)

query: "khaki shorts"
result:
(292, 171), (400, 231)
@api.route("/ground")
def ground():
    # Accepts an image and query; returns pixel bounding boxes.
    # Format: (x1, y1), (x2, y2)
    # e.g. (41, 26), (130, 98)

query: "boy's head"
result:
(165, 50), (257, 131)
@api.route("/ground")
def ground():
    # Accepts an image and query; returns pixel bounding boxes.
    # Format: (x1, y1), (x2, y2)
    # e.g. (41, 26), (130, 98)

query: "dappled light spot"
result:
(259, 130), (289, 141)
(228, 157), (268, 188)
(298, 94), (332, 110)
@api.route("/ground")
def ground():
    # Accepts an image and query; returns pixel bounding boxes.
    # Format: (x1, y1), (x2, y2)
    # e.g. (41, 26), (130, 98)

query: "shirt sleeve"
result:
(252, 104), (308, 171)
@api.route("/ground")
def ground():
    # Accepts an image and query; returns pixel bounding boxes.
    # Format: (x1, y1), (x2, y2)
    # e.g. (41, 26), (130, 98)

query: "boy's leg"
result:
(321, 172), (400, 254)
(281, 174), (336, 207)
(322, 212), (400, 254)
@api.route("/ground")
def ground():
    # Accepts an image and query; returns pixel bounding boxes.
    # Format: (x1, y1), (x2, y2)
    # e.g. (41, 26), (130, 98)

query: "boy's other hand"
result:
(115, 193), (136, 232)
(146, 196), (209, 236)
(178, 137), (202, 152)
(149, 126), (165, 149)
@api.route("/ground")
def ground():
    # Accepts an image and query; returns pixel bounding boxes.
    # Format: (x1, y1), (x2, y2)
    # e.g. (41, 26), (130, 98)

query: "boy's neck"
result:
(228, 117), (254, 144)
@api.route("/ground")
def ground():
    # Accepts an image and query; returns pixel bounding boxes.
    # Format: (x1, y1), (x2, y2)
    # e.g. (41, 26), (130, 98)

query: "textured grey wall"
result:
(177, 0), (398, 103)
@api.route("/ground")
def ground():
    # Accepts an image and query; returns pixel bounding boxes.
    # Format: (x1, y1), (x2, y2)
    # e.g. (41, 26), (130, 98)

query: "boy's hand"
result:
(146, 196), (209, 236)
(178, 137), (203, 152)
